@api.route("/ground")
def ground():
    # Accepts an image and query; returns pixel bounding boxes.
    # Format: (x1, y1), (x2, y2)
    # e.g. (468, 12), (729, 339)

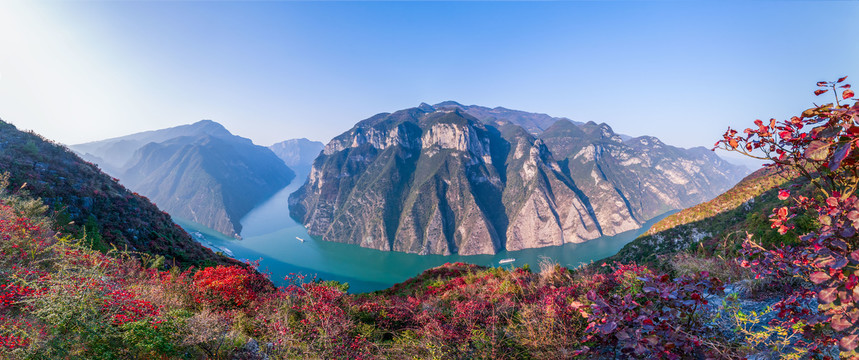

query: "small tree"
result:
(715, 76), (859, 356)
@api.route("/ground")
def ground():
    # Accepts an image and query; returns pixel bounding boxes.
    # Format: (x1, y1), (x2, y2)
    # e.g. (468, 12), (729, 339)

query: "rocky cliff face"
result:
(71, 121), (294, 237)
(290, 104), (745, 255)
(539, 119), (747, 223)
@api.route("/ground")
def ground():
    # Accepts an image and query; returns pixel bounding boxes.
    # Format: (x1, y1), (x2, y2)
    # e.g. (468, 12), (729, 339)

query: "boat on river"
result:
(220, 247), (234, 257)
(296, 236), (305, 242)
(498, 258), (515, 264)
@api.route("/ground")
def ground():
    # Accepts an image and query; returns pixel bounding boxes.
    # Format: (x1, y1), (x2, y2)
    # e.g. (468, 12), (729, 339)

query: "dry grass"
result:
(669, 252), (753, 283)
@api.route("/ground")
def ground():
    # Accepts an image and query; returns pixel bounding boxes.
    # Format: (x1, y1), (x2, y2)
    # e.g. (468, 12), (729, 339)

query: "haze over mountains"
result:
(71, 120), (295, 237)
(290, 102), (748, 255)
(269, 138), (324, 175)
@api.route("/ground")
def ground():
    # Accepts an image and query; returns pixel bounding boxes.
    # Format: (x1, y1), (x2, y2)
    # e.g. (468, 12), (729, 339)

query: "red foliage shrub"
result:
(192, 265), (269, 309)
(717, 76), (859, 357)
(103, 288), (160, 326)
(580, 264), (724, 359)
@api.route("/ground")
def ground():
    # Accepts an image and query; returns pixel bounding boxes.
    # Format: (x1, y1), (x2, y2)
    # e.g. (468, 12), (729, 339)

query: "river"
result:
(176, 174), (675, 293)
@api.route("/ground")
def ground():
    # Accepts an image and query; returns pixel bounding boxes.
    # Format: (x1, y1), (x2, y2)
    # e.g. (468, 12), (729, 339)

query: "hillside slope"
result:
(606, 166), (802, 264)
(0, 119), (233, 267)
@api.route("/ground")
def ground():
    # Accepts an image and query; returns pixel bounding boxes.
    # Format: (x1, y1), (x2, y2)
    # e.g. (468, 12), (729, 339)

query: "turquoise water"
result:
(176, 175), (675, 293)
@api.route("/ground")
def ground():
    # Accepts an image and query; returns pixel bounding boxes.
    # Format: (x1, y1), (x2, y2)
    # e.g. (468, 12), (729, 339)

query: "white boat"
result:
(296, 236), (305, 242)
(220, 247), (234, 257)
(498, 258), (515, 264)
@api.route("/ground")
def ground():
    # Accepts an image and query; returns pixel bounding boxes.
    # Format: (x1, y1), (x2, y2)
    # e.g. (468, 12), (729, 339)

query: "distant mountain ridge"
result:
(72, 120), (232, 175)
(269, 138), (324, 175)
(71, 121), (294, 237)
(434, 101), (633, 140)
(604, 166), (800, 265)
(289, 103), (748, 255)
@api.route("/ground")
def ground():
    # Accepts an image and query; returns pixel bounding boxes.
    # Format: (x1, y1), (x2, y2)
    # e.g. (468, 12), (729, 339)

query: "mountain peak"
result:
(417, 102), (435, 112)
(434, 100), (465, 108)
(540, 118), (585, 139)
(188, 119), (231, 135)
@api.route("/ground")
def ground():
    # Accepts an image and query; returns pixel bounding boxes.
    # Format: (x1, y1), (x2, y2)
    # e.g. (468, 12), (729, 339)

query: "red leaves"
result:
(818, 286), (837, 303)
(192, 265), (269, 309)
(830, 142), (852, 171)
(830, 314), (852, 331)
(582, 267), (723, 359)
(841, 335), (859, 351)
(103, 289), (159, 325)
(810, 271), (831, 284)
(804, 140), (830, 161)
(727, 77), (859, 358)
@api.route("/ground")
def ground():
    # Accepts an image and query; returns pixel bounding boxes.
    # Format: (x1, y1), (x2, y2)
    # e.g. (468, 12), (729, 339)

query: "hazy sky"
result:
(1, 1), (857, 159)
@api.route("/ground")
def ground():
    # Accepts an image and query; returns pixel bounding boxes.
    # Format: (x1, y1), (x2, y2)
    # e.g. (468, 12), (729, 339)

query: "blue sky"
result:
(1, 1), (857, 164)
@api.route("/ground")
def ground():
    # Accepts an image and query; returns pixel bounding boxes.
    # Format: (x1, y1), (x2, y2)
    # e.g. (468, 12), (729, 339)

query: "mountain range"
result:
(70, 120), (295, 237)
(289, 102), (748, 255)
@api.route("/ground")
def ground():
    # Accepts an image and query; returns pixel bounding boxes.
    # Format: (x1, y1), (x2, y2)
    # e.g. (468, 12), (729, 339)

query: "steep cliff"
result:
(291, 104), (745, 255)
(539, 119), (747, 224)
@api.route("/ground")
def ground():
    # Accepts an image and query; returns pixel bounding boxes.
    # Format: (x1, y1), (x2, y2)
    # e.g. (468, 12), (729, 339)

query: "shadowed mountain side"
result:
(121, 135), (294, 237)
